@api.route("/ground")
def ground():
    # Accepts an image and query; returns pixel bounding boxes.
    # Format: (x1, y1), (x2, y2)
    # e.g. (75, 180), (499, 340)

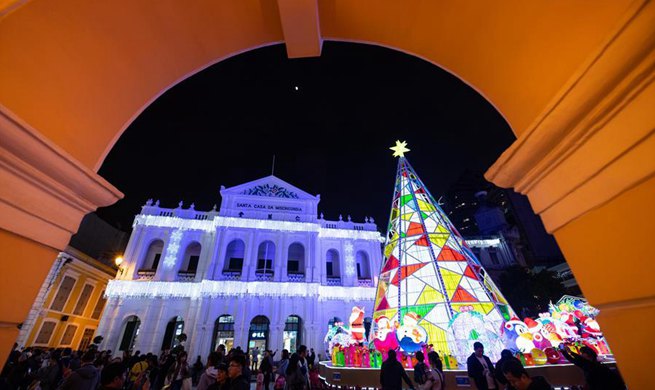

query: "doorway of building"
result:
(161, 316), (184, 351)
(283, 315), (302, 353)
(119, 315), (140, 352)
(248, 315), (270, 368)
(212, 315), (235, 352)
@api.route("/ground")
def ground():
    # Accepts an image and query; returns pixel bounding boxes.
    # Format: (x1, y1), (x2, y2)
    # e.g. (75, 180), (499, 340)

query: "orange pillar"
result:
(0, 107), (122, 358)
(486, 3), (655, 387)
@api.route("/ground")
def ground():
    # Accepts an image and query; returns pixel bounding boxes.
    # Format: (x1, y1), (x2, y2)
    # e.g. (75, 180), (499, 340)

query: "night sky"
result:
(96, 42), (515, 232)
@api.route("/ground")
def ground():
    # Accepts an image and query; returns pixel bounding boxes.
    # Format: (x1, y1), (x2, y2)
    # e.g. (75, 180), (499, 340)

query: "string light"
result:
(105, 280), (376, 301)
(133, 214), (383, 242)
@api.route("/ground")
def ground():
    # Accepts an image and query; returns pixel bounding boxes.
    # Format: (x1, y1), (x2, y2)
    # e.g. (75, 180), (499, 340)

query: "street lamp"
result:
(114, 256), (125, 275)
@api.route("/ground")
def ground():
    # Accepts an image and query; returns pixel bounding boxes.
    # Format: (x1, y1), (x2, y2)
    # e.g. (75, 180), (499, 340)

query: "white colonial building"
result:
(96, 176), (383, 359)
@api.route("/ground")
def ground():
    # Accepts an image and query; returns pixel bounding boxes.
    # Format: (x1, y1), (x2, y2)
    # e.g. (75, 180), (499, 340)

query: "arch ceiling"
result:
(0, 0), (633, 170)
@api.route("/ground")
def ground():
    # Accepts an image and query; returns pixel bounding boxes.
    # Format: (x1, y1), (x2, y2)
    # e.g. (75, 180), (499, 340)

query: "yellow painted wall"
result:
(25, 258), (111, 350)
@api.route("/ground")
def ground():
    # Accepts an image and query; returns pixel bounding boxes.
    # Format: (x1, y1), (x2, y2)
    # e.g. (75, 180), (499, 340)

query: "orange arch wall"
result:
(1, 1), (653, 387)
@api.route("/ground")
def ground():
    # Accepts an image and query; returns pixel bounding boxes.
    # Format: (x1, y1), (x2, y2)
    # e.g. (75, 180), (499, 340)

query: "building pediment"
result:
(220, 175), (318, 201)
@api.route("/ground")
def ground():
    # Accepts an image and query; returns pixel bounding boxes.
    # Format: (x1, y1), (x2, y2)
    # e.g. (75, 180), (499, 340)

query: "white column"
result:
(208, 228), (226, 280)
(141, 300), (168, 353)
(246, 231), (259, 281)
(275, 234), (287, 282)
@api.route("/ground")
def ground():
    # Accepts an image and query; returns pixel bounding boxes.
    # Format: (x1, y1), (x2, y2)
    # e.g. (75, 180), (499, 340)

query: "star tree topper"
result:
(390, 140), (410, 157)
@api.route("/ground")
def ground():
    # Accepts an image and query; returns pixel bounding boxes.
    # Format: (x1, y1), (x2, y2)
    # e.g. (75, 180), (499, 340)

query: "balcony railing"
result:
(177, 271), (196, 282)
(136, 270), (156, 280)
(325, 277), (342, 286)
(221, 271), (242, 281)
(287, 273), (305, 282)
(254, 271), (274, 281)
(357, 278), (373, 287)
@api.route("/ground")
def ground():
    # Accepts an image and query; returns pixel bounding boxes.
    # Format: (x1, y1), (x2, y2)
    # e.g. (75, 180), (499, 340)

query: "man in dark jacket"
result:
(99, 362), (126, 389)
(466, 342), (497, 390)
(227, 354), (250, 390)
(495, 349), (522, 390)
(501, 360), (552, 390)
(560, 345), (625, 389)
(380, 350), (415, 390)
(58, 351), (99, 390)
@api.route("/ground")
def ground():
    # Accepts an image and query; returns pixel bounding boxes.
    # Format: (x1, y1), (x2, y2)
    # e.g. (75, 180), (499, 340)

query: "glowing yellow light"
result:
(114, 256), (124, 267)
(390, 140), (410, 157)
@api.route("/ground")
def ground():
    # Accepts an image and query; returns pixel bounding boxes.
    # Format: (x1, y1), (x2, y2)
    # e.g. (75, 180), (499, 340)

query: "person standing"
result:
(380, 350), (415, 390)
(501, 360), (552, 390)
(167, 351), (190, 390)
(425, 351), (445, 390)
(98, 362), (126, 390)
(198, 352), (221, 390)
(251, 348), (259, 371)
(466, 342), (497, 390)
(259, 350), (273, 390)
(207, 363), (229, 390)
(227, 355), (250, 390)
(495, 350), (522, 390)
(560, 345), (625, 390)
(57, 351), (99, 390)
(297, 345), (311, 388)
(308, 349), (316, 370)
(285, 354), (306, 390)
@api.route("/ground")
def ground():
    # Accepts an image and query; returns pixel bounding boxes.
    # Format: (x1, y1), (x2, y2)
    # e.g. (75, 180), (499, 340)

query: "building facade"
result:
(16, 247), (114, 351)
(96, 176), (383, 358)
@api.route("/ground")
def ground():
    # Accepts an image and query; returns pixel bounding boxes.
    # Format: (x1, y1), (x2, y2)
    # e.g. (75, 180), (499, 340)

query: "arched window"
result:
(248, 316), (270, 358)
(287, 243), (305, 276)
(326, 249), (340, 278)
(356, 251), (371, 279)
(119, 316), (140, 352)
(141, 240), (164, 271)
(257, 241), (275, 275)
(284, 315), (302, 353)
(212, 315), (235, 352)
(161, 316), (184, 351)
(180, 242), (201, 274)
(223, 239), (245, 274)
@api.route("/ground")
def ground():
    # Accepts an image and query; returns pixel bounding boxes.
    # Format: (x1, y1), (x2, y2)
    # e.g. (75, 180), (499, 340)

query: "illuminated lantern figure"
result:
(515, 333), (535, 353)
(396, 312), (428, 353)
(331, 345), (338, 366)
(336, 346), (345, 367)
(503, 318), (529, 350)
(349, 306), (366, 344)
(523, 353), (534, 366)
(515, 351), (526, 366)
(531, 348), (547, 365)
(544, 347), (561, 364)
(362, 347), (370, 368)
(531, 333), (552, 350)
(373, 316), (399, 354)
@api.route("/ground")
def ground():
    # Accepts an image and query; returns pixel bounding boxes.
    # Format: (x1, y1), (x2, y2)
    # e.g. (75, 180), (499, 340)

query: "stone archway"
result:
(1, 1), (653, 386)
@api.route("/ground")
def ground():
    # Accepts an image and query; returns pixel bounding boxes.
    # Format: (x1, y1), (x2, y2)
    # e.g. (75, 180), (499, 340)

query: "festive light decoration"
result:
(373, 142), (514, 363)
(344, 242), (356, 278)
(134, 215), (383, 242)
(163, 229), (183, 268)
(105, 280), (376, 301)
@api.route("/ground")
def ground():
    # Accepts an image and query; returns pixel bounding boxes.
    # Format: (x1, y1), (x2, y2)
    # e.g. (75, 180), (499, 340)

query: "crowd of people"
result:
(376, 341), (625, 390)
(1, 340), (626, 390)
(0, 342), (321, 390)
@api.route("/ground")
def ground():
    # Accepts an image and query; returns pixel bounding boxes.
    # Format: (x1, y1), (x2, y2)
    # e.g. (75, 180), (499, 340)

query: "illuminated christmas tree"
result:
(372, 141), (515, 362)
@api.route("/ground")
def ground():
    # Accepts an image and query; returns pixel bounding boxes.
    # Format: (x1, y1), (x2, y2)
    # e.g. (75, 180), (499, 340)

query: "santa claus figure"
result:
(349, 306), (366, 343)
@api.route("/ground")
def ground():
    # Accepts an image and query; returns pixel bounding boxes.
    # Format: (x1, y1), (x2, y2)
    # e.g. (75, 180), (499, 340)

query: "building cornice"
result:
(486, 0), (655, 233)
(105, 279), (376, 301)
(0, 105), (123, 249)
(133, 214), (384, 242)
